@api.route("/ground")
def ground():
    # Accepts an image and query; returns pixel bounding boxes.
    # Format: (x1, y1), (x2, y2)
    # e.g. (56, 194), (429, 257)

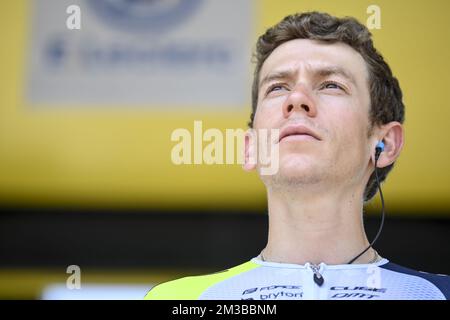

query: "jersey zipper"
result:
(310, 263), (324, 286)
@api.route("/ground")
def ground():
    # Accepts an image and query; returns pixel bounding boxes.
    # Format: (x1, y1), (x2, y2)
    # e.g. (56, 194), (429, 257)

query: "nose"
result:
(282, 85), (317, 119)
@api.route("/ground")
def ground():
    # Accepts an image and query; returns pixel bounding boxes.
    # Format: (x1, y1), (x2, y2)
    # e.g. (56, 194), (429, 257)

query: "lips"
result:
(279, 124), (321, 142)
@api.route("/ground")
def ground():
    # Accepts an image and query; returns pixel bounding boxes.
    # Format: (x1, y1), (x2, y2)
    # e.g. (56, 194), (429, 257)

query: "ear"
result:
(372, 121), (405, 168)
(243, 129), (257, 172)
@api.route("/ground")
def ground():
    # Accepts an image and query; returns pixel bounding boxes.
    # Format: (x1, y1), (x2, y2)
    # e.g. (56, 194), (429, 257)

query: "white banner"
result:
(27, 0), (254, 107)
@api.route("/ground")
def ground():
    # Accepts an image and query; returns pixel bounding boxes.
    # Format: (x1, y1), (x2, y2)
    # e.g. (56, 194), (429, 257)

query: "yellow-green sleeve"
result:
(144, 261), (259, 300)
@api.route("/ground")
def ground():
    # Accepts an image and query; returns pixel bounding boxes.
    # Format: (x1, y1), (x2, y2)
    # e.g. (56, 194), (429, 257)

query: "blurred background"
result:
(0, 0), (449, 299)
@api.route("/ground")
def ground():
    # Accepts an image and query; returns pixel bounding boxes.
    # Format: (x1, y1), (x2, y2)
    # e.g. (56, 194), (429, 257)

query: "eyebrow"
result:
(259, 66), (357, 89)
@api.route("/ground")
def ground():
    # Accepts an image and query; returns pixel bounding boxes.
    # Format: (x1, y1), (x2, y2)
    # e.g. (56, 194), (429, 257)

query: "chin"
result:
(280, 153), (315, 171)
(260, 155), (322, 187)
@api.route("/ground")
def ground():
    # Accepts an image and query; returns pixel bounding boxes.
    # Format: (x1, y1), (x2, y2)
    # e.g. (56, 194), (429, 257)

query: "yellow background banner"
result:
(1, 0), (449, 214)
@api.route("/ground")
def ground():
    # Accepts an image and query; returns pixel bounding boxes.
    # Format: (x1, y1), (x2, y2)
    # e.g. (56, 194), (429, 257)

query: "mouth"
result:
(279, 124), (321, 143)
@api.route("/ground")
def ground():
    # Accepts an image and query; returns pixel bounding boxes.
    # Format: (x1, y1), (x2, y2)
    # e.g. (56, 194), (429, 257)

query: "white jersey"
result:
(145, 255), (450, 300)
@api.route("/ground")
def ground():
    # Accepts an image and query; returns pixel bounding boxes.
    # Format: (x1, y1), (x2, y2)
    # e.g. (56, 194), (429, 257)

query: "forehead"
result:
(259, 39), (369, 85)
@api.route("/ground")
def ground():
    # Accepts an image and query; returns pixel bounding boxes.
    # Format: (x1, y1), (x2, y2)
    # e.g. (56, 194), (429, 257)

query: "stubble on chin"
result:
(259, 164), (325, 192)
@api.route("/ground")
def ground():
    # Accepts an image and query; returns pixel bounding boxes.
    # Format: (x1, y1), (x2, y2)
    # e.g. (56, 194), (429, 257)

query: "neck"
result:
(262, 185), (376, 265)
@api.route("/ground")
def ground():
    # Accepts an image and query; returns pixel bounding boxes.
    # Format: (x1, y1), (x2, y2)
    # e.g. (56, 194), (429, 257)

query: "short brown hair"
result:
(249, 11), (405, 202)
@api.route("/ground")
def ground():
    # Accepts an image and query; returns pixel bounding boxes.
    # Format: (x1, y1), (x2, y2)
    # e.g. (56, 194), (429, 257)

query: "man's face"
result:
(252, 39), (373, 191)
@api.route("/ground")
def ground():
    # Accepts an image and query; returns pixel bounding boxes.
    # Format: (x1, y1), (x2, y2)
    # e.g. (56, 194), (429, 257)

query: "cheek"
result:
(324, 105), (370, 161)
(254, 97), (285, 128)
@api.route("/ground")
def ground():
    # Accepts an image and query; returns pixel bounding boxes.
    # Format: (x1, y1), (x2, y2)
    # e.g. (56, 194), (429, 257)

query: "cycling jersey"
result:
(144, 255), (450, 300)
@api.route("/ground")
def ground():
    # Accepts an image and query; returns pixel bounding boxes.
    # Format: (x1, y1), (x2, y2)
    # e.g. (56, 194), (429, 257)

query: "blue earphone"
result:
(375, 141), (384, 161)
(348, 140), (386, 264)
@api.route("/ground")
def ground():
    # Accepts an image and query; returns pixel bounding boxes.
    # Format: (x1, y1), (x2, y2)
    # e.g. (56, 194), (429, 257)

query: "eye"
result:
(266, 83), (288, 95)
(320, 81), (345, 91)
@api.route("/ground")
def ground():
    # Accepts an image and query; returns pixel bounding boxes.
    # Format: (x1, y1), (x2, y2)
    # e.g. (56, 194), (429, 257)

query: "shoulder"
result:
(379, 261), (450, 300)
(144, 260), (260, 300)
